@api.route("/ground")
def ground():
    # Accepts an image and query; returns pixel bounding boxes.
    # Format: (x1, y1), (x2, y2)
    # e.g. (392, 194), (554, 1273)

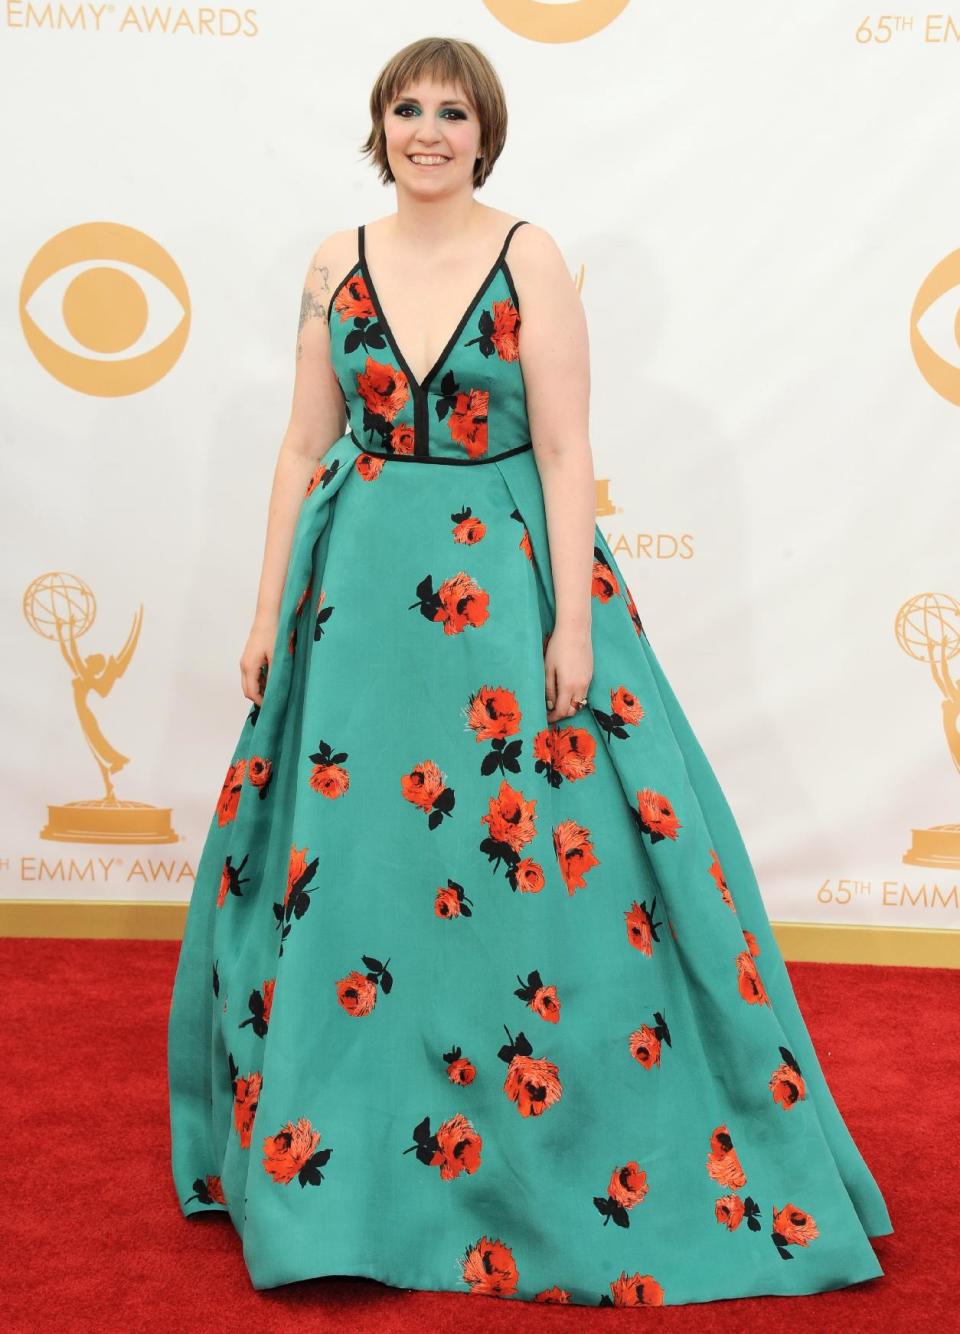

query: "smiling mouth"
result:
(408, 155), (450, 166)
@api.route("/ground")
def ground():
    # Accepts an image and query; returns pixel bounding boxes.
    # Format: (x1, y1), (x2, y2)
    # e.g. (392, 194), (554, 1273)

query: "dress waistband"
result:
(348, 431), (533, 465)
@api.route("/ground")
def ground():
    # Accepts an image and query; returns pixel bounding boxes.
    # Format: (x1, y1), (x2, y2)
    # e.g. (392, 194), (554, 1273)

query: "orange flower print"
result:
(736, 950), (770, 1006)
(591, 545), (620, 601)
(481, 779), (538, 854)
(466, 685), (523, 778)
(356, 452), (385, 481)
(452, 506), (487, 545)
(273, 843), (320, 954)
(435, 878), (473, 918)
(459, 1235), (519, 1296)
(770, 1046), (807, 1109)
(448, 388), (489, 458)
(624, 897), (664, 956)
(533, 724), (596, 787)
(716, 1195), (744, 1230)
(706, 1124), (747, 1189)
(217, 852), (250, 908)
(183, 1173), (225, 1207)
(534, 1287), (570, 1304)
(307, 738), (350, 798)
(499, 1025), (562, 1116)
(480, 780), (539, 890)
(247, 755), (273, 801)
(410, 570), (491, 635)
(467, 684), (521, 741)
(401, 758), (456, 830)
(304, 454), (343, 498)
(594, 684), (644, 743)
(514, 969), (560, 1022)
(404, 1112), (483, 1180)
(742, 929), (760, 957)
(356, 355), (410, 423)
(216, 759), (245, 826)
(622, 583), (646, 637)
(715, 1193), (762, 1232)
(229, 1055), (262, 1150)
(632, 788), (682, 843)
(600, 1272), (665, 1307)
(238, 977), (275, 1037)
(390, 422), (415, 454)
(333, 271), (376, 324)
(515, 858), (545, 894)
(262, 1116), (332, 1187)
(709, 847), (735, 910)
(509, 507), (534, 560)
(552, 819), (600, 895)
(465, 299), (521, 362)
(629, 1010), (671, 1068)
(772, 1203), (820, 1259)
(443, 1045), (477, 1085)
(336, 953), (392, 1016)
(594, 1161), (649, 1227)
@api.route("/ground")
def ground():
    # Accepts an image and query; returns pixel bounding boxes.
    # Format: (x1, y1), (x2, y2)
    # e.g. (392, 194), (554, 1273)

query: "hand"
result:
(240, 613), (278, 706)
(543, 621), (593, 723)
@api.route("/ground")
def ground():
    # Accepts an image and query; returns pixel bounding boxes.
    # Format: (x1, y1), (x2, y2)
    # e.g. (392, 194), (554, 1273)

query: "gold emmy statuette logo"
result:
(595, 478), (617, 516)
(895, 591), (960, 867)
(23, 572), (179, 844)
(19, 222), (190, 396)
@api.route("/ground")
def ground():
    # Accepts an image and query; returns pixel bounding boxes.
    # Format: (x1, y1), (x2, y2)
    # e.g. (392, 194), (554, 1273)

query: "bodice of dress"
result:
(326, 221), (531, 465)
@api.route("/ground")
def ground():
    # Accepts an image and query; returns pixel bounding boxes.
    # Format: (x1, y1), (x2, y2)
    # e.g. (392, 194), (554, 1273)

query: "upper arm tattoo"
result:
(296, 262), (331, 360)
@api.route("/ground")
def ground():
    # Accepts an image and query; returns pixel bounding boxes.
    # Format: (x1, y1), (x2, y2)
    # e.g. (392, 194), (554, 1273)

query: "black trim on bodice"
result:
(328, 219), (529, 462)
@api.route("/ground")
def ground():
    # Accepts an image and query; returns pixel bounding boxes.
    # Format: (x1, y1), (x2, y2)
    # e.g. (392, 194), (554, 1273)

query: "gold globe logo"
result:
(19, 222), (190, 395)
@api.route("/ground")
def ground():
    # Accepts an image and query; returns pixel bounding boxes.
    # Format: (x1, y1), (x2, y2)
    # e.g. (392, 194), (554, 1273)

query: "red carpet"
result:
(4, 938), (955, 1331)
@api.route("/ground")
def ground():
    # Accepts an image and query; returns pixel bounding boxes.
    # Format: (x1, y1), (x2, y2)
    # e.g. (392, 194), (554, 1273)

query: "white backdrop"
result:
(2, 2), (958, 935)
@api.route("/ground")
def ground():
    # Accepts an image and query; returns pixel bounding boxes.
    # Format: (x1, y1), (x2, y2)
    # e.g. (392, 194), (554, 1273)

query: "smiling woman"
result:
(166, 34), (893, 1313)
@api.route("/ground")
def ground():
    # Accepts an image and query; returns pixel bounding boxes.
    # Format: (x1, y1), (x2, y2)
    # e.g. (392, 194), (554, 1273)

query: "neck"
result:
(385, 193), (489, 253)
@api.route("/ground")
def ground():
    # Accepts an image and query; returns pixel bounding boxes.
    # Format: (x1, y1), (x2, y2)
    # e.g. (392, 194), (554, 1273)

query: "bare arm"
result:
(511, 223), (595, 719)
(240, 237), (348, 704)
(512, 223), (594, 629)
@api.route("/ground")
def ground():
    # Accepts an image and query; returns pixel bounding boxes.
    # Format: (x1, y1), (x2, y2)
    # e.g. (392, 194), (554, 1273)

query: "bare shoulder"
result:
(504, 221), (580, 332)
(506, 220), (575, 291)
(299, 227), (360, 323)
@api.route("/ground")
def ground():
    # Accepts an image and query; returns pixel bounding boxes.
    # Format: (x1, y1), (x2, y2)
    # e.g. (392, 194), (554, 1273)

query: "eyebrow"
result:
(392, 93), (469, 107)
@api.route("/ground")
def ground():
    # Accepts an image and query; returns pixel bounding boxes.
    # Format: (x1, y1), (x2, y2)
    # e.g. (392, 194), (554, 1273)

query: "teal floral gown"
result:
(167, 220), (893, 1308)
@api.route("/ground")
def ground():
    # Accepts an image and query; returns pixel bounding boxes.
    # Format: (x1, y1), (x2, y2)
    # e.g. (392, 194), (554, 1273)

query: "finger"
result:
(544, 661), (558, 712)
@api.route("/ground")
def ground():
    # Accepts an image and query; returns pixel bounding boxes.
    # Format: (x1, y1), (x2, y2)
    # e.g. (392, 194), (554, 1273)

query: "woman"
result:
(168, 36), (892, 1308)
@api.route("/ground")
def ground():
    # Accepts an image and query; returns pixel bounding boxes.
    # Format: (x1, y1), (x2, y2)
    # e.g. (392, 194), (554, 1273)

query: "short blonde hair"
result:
(360, 37), (508, 190)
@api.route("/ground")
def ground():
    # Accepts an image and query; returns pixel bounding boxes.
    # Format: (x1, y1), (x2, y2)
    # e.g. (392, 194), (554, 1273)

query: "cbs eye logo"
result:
(911, 249), (960, 406)
(481, 0), (629, 41)
(19, 222), (190, 397)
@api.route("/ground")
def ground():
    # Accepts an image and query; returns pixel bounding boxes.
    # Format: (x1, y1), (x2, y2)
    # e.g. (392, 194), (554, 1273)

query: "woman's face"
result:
(382, 76), (482, 194)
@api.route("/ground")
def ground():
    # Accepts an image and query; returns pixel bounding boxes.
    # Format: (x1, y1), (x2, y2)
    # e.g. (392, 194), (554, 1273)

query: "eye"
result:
(392, 103), (468, 120)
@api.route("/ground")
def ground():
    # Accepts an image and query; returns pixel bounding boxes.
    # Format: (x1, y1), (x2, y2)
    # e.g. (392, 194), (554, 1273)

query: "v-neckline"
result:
(357, 221), (524, 393)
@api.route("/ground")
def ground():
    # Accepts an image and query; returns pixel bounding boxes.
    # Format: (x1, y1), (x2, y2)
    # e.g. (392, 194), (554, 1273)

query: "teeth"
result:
(410, 155), (447, 164)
